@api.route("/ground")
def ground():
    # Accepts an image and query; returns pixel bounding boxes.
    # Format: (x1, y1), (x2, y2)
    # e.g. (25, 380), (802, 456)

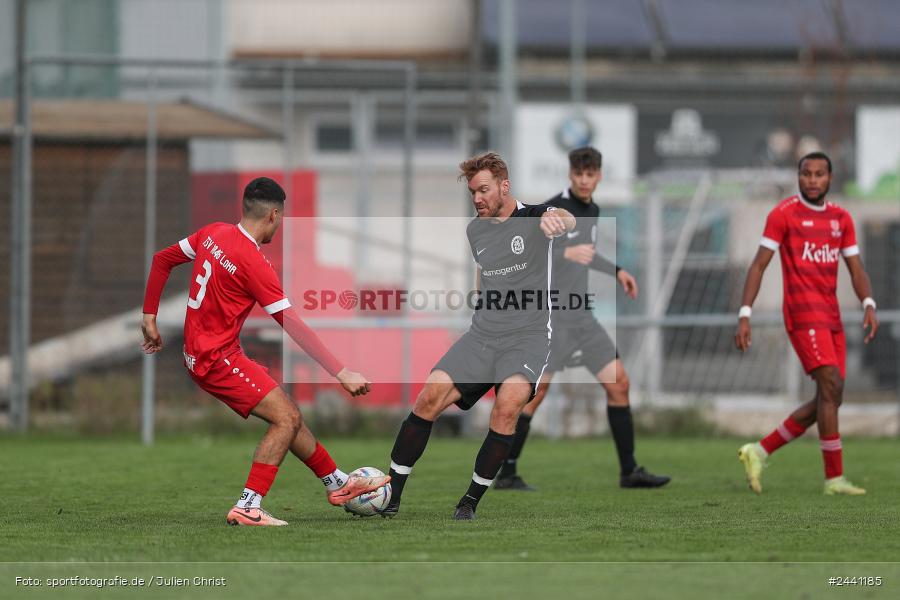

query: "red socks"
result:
(245, 461), (279, 496)
(759, 416), (807, 454)
(302, 442), (338, 478)
(819, 434), (843, 479)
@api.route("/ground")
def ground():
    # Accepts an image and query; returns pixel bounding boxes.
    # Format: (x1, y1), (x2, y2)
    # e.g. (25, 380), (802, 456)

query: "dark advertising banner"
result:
(637, 107), (855, 182)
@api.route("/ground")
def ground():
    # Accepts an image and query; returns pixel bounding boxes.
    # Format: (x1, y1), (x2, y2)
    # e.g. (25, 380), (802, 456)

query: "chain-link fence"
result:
(3, 54), (899, 439)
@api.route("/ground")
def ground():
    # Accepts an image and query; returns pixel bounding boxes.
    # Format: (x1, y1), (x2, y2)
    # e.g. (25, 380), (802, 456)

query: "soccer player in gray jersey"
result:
(494, 146), (670, 491)
(382, 152), (575, 520)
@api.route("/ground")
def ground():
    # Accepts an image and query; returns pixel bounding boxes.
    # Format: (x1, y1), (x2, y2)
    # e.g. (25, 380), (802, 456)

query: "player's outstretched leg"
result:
(228, 388), (299, 526)
(453, 376), (528, 520)
(813, 366), (865, 496)
(738, 394), (816, 494)
(495, 375), (551, 492)
(288, 423), (390, 506)
(598, 361), (670, 488)
(381, 371), (461, 518)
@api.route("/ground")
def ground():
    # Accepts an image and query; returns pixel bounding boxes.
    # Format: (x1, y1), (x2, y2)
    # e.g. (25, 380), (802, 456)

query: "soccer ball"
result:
(343, 467), (392, 517)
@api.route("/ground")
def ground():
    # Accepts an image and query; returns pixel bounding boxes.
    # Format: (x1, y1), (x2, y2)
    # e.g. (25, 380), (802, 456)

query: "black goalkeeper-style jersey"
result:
(466, 201), (555, 337)
(545, 188), (619, 325)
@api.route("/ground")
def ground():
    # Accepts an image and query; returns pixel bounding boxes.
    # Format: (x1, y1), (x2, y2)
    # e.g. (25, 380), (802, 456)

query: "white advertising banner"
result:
(514, 103), (636, 203)
(856, 106), (900, 194)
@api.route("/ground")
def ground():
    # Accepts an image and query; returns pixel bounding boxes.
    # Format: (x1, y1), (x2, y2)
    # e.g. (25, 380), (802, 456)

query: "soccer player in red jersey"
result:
(141, 177), (389, 525)
(735, 152), (879, 495)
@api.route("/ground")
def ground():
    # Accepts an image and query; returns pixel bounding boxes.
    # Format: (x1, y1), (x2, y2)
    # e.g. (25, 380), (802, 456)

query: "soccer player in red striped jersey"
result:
(141, 177), (389, 525)
(734, 152), (879, 496)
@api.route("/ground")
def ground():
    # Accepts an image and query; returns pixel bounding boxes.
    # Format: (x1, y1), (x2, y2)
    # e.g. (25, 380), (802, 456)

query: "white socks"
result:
(238, 487), (262, 509)
(322, 469), (349, 492)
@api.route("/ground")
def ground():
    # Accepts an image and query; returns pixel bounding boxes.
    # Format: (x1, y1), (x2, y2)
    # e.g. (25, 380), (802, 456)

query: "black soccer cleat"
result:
(620, 466), (671, 489)
(453, 503), (476, 521)
(493, 475), (537, 492)
(377, 500), (401, 519)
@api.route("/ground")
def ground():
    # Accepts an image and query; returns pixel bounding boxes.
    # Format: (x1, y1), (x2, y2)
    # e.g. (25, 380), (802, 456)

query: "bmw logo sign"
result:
(554, 115), (594, 151)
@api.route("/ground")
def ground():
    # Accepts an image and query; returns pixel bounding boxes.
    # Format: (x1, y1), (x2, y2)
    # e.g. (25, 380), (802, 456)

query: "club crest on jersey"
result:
(801, 241), (840, 264)
(511, 235), (525, 255)
(830, 220), (842, 238)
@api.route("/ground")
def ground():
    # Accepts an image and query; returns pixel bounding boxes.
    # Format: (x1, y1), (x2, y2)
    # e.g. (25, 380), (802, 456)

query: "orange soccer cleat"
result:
(226, 506), (288, 527)
(326, 473), (392, 506)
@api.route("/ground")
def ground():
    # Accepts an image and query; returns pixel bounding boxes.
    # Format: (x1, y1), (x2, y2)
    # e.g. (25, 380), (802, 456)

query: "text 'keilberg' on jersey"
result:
(760, 195), (859, 332)
(466, 202), (558, 338)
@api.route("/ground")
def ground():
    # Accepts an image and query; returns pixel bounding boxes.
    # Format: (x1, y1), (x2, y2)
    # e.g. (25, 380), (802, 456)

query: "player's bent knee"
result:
(606, 374), (630, 396)
(817, 367), (844, 403)
(413, 383), (454, 420)
(284, 405), (303, 433)
(490, 404), (521, 433)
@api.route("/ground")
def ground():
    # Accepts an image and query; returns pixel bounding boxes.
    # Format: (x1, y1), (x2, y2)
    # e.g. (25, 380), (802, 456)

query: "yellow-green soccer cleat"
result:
(738, 443), (766, 494)
(824, 476), (866, 496)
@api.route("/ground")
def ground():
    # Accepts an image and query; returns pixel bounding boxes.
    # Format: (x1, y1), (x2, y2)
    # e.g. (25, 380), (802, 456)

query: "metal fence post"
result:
(141, 68), (159, 446)
(643, 185), (664, 402)
(401, 65), (417, 408)
(9, 0), (32, 433)
(281, 64), (295, 398)
(497, 0), (517, 164)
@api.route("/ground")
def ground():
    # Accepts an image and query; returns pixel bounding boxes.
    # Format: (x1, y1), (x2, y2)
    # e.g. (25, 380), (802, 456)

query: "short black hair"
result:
(568, 146), (602, 170)
(798, 151), (832, 174)
(242, 177), (286, 217)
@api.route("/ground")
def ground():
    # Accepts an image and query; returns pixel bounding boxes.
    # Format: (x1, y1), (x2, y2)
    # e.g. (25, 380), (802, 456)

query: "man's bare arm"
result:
(735, 246), (776, 352)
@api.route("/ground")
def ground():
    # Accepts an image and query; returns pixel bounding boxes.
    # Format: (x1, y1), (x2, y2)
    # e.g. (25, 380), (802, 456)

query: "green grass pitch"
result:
(3, 434), (898, 599)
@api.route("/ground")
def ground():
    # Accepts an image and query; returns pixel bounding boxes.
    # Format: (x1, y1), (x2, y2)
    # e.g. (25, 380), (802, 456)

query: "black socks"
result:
(607, 405), (637, 476)
(458, 429), (515, 509)
(388, 412), (433, 503)
(497, 414), (532, 479)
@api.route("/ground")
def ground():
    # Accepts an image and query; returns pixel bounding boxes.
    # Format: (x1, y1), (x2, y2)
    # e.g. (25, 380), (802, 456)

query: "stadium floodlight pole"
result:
(497, 0), (517, 164)
(141, 68), (159, 446)
(9, 0), (32, 433)
(401, 64), (417, 407)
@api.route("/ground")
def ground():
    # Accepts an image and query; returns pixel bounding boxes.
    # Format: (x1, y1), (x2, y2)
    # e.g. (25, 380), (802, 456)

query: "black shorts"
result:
(547, 318), (618, 374)
(433, 329), (551, 411)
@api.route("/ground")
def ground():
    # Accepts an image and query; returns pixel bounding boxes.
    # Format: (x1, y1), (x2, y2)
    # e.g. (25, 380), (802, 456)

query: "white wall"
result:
(230, 0), (470, 56)
(119, 0), (224, 61)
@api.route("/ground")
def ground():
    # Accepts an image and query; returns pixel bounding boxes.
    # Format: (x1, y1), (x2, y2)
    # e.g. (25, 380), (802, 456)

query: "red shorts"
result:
(188, 353), (279, 418)
(787, 328), (846, 380)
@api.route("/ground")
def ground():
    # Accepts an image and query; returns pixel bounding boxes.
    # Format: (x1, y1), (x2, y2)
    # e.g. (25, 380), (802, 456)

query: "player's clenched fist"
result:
(564, 244), (595, 265)
(336, 368), (371, 397)
(539, 209), (572, 238)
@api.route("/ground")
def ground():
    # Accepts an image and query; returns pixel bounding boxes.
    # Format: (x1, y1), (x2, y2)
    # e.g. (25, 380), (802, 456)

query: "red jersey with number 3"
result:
(178, 222), (290, 377)
(759, 195), (858, 332)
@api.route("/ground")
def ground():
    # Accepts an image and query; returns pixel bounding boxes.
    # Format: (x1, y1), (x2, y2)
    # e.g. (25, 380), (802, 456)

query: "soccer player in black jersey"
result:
(494, 146), (670, 491)
(382, 152), (575, 520)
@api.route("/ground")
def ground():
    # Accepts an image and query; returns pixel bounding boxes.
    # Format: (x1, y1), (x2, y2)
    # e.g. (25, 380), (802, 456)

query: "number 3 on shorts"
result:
(187, 260), (212, 309)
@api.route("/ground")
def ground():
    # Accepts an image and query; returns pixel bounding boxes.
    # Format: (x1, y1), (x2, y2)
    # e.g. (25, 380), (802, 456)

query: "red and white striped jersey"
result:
(760, 195), (858, 332)
(177, 222), (290, 376)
